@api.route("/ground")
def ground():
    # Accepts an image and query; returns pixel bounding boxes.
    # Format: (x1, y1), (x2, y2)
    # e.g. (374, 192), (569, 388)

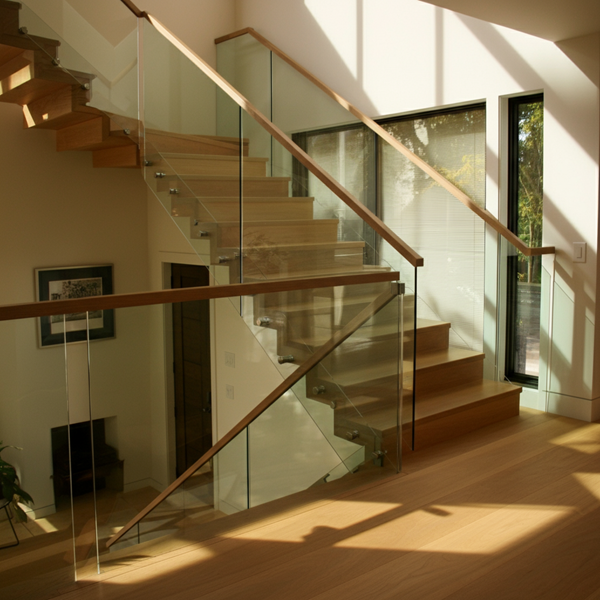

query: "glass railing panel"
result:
(142, 19), (243, 286)
(217, 34), (272, 169)
(379, 138), (485, 352)
(0, 315), (73, 597)
(18, 1), (139, 120)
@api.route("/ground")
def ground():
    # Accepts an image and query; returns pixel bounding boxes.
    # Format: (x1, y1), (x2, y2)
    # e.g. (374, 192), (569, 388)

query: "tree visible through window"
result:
(506, 95), (544, 385)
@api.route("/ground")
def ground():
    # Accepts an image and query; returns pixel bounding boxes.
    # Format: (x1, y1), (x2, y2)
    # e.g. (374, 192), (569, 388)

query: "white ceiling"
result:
(418, 0), (600, 42)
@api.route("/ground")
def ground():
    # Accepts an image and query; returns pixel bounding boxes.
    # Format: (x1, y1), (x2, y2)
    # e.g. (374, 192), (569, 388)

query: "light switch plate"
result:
(573, 242), (587, 263)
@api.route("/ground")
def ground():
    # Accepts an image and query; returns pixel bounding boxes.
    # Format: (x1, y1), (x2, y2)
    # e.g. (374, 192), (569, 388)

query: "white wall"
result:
(0, 100), (151, 514)
(234, 0), (600, 418)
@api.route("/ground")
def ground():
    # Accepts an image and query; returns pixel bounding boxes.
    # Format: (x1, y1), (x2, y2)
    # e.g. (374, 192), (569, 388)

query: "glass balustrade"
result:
(18, 1), (139, 121)
(0, 276), (404, 588)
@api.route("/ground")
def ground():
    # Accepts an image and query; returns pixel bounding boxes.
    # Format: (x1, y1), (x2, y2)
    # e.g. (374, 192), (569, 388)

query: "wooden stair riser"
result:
(0, 33), (60, 58)
(145, 132), (249, 157)
(171, 197), (315, 222)
(153, 154), (267, 178)
(0, 1), (20, 35)
(156, 176), (290, 198)
(56, 116), (136, 152)
(22, 84), (97, 129)
(405, 389), (521, 451)
(93, 144), (140, 168)
(416, 353), (484, 396)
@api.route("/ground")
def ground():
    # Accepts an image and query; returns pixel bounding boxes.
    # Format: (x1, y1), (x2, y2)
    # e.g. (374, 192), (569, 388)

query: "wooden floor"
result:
(14, 407), (600, 599)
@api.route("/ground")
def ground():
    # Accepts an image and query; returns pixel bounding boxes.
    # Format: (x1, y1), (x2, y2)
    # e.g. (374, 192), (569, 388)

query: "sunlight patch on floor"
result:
(571, 472), (600, 499)
(334, 503), (568, 553)
(234, 500), (401, 543)
(550, 423), (600, 454)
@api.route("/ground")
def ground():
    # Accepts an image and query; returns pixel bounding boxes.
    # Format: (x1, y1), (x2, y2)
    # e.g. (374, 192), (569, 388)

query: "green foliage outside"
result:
(516, 101), (544, 283)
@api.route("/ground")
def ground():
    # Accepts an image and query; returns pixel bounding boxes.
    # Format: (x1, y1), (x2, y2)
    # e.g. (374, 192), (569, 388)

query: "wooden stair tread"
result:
(224, 240), (366, 254)
(168, 173), (290, 183)
(160, 152), (267, 163)
(412, 380), (522, 422)
(189, 196), (314, 203)
(201, 218), (339, 227)
(242, 264), (387, 282)
(416, 346), (484, 370)
(339, 380), (521, 436)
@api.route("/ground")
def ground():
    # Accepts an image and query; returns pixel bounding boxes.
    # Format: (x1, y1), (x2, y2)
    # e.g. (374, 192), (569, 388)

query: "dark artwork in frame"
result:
(36, 265), (115, 347)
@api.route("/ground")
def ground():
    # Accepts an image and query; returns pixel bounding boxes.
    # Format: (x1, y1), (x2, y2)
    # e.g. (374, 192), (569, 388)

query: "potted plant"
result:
(0, 442), (34, 521)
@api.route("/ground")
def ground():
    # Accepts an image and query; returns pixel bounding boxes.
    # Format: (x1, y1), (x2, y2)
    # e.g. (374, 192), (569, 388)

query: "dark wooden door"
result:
(172, 264), (212, 476)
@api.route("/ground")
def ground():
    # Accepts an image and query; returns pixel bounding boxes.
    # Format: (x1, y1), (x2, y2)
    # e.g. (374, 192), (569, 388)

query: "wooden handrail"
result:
(145, 15), (423, 268)
(120, 0), (148, 19)
(215, 28), (555, 258)
(105, 283), (400, 548)
(0, 271), (399, 322)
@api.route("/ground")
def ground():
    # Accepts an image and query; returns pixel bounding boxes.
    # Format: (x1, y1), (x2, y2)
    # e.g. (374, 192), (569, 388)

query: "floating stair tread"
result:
(203, 218), (338, 228)
(0, 33), (60, 54)
(242, 265), (387, 283)
(412, 380), (522, 423)
(341, 380), (521, 437)
(416, 346), (484, 371)
(192, 196), (314, 204)
(172, 174), (290, 183)
(296, 319), (451, 353)
(160, 152), (267, 164)
(313, 345), (482, 388)
(146, 129), (249, 156)
(222, 240), (365, 254)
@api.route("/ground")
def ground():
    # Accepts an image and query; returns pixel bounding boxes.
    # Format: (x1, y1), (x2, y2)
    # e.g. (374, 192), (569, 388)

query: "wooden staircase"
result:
(0, 0), (521, 464)
(0, 0), (139, 168)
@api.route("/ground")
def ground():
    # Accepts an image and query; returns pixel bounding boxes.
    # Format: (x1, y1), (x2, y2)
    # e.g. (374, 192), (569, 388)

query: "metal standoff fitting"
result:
(277, 355), (295, 364)
(196, 231), (209, 238)
(346, 430), (360, 441)
(18, 27), (28, 35)
(256, 317), (272, 327)
(52, 58), (61, 66)
(218, 256), (232, 263)
(312, 385), (326, 395)
(81, 83), (90, 90)
(144, 160), (154, 167)
(155, 172), (166, 178)
(372, 450), (386, 459)
(123, 128), (131, 135)
(169, 188), (179, 195)
(329, 400), (337, 409)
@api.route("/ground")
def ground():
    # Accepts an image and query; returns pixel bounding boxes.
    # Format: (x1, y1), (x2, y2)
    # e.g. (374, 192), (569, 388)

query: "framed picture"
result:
(36, 265), (115, 347)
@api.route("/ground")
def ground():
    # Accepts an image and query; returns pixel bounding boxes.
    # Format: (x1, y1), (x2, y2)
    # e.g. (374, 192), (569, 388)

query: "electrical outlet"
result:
(225, 351), (235, 368)
(226, 384), (234, 400)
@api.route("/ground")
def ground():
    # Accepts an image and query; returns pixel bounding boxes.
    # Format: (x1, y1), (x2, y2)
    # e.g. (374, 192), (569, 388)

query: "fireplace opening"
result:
(51, 419), (123, 507)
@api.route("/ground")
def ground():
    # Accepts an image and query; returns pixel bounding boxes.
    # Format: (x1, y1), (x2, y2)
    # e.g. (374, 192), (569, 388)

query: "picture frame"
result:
(36, 265), (115, 347)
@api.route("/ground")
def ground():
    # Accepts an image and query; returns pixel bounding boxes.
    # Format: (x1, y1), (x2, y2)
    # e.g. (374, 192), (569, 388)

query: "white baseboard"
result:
(544, 392), (600, 422)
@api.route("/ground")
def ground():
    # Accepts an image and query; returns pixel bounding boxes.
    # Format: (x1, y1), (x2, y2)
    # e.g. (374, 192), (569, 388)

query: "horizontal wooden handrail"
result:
(105, 282), (400, 548)
(145, 15), (423, 268)
(0, 271), (399, 322)
(216, 28), (555, 258)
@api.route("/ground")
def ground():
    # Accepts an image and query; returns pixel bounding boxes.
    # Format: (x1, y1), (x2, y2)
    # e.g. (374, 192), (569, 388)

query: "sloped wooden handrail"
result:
(120, 0), (148, 19)
(0, 271), (399, 322)
(105, 282), (400, 548)
(215, 28), (555, 258)
(143, 15), (423, 268)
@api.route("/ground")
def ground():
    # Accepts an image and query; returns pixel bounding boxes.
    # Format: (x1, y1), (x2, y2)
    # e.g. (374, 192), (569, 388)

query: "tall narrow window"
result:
(506, 95), (544, 386)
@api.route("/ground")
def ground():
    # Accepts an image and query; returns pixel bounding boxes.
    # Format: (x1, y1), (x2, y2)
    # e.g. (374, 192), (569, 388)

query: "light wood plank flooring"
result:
(16, 408), (600, 599)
